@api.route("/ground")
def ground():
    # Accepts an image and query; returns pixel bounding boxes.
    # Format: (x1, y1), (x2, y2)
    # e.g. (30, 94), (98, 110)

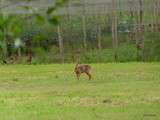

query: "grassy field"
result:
(0, 63), (160, 120)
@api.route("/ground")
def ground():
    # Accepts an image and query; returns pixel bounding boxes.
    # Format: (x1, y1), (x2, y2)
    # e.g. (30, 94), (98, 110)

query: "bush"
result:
(144, 32), (160, 61)
(81, 44), (137, 63)
(117, 44), (137, 62)
(32, 46), (60, 64)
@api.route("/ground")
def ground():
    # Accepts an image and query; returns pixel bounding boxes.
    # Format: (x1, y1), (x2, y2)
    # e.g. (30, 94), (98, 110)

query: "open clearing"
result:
(0, 63), (160, 120)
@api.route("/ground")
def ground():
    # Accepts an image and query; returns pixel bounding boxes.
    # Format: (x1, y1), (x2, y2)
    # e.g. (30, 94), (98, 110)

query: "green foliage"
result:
(47, 0), (68, 15)
(117, 44), (137, 62)
(47, 7), (56, 15)
(144, 32), (160, 61)
(34, 14), (46, 25)
(80, 44), (137, 63)
(46, 0), (69, 25)
(56, 0), (68, 7)
(32, 46), (59, 64)
(0, 0), (160, 63)
(81, 49), (114, 63)
(48, 16), (59, 25)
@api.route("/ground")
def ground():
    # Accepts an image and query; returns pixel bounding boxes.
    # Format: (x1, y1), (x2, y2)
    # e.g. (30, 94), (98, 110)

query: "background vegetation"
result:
(0, 0), (160, 64)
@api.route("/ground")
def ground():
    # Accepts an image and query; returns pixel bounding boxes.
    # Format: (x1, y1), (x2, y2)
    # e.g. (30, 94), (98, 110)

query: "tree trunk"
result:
(65, 1), (71, 21)
(26, 39), (32, 64)
(3, 26), (8, 60)
(154, 0), (158, 32)
(27, 46), (32, 64)
(111, 0), (118, 61)
(57, 25), (64, 64)
(134, 0), (140, 61)
(18, 47), (21, 58)
(150, 0), (158, 32)
(128, 0), (134, 19)
(96, 11), (102, 50)
(97, 24), (102, 50)
(139, 0), (145, 61)
(82, 0), (87, 49)
(75, 49), (81, 64)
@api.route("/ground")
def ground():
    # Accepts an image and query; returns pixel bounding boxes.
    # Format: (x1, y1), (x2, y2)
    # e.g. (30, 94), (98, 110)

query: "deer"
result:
(74, 63), (92, 80)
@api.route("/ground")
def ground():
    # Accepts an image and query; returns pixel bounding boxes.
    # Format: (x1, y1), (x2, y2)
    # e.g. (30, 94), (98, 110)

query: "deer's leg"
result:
(86, 72), (91, 80)
(76, 73), (80, 80)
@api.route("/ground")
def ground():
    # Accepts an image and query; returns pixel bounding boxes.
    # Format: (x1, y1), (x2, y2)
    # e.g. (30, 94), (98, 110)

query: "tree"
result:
(47, 0), (68, 63)
(96, 13), (102, 50)
(111, 0), (118, 61)
(81, 0), (87, 49)
(0, 14), (22, 60)
(138, 0), (144, 61)
(57, 25), (64, 63)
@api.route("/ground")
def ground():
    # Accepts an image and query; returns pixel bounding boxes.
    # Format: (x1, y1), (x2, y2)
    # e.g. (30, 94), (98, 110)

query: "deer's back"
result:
(76, 64), (91, 73)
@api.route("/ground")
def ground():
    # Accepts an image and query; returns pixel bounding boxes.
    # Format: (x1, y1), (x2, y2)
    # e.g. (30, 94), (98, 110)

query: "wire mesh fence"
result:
(0, 0), (160, 64)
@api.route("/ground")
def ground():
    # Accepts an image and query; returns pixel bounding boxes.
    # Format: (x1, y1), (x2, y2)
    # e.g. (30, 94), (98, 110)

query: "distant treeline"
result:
(0, 0), (160, 64)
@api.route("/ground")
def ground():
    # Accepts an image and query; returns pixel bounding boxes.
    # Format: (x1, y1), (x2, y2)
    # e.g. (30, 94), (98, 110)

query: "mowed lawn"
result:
(0, 63), (160, 120)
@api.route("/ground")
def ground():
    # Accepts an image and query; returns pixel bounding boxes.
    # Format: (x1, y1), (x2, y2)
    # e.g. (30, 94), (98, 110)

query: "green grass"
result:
(0, 63), (160, 120)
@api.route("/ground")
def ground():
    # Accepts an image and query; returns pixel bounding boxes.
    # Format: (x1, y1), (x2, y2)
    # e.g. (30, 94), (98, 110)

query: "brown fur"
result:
(74, 63), (92, 80)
